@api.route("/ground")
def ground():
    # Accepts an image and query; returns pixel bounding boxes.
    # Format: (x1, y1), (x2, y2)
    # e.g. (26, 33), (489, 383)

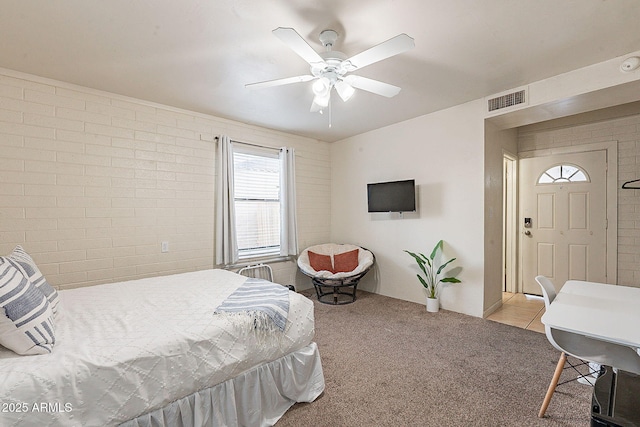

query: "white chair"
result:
(536, 275), (640, 417)
(298, 243), (375, 304)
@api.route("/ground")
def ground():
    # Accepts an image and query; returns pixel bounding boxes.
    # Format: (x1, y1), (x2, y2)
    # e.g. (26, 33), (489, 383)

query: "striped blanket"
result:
(215, 278), (290, 332)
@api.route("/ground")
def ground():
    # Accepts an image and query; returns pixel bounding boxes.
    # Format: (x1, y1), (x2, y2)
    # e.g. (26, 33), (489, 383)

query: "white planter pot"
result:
(426, 297), (439, 313)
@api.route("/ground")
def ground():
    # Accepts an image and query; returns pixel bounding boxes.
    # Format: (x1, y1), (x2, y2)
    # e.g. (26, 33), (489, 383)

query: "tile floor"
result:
(487, 292), (546, 333)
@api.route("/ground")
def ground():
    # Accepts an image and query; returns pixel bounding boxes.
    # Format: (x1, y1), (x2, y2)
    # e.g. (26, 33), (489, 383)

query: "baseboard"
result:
(483, 298), (503, 318)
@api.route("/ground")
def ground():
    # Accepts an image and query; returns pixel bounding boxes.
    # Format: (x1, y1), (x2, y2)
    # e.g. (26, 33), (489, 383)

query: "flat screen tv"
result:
(367, 179), (416, 213)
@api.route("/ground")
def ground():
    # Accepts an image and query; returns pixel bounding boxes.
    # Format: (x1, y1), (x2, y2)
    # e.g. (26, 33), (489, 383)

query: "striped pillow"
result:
(8, 246), (60, 317)
(0, 258), (55, 355)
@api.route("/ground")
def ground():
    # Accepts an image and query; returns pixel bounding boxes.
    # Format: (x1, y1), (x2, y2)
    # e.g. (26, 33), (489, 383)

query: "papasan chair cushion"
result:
(298, 243), (374, 279)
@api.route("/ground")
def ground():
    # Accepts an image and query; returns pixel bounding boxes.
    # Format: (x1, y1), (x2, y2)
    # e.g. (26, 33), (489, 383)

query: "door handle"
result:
(524, 230), (532, 236)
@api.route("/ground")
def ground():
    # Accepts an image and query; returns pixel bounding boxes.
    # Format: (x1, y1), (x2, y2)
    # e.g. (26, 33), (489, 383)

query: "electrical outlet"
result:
(161, 241), (169, 253)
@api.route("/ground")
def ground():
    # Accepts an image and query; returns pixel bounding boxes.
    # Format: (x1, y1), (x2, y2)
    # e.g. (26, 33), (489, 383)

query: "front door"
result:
(520, 150), (608, 294)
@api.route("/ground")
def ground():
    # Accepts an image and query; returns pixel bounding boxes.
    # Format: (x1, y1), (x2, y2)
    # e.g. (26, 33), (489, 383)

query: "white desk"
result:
(541, 280), (640, 353)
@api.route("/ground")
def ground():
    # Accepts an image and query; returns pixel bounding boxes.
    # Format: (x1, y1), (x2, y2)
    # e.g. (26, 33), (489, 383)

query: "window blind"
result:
(233, 151), (281, 258)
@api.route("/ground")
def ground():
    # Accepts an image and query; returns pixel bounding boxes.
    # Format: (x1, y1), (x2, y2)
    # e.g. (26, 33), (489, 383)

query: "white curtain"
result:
(279, 147), (298, 257)
(215, 135), (238, 265)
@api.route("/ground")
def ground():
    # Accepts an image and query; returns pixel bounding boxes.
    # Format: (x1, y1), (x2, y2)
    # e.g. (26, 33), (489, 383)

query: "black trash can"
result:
(591, 366), (640, 427)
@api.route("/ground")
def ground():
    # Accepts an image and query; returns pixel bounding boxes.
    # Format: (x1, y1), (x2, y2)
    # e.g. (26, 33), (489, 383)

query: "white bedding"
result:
(0, 269), (318, 426)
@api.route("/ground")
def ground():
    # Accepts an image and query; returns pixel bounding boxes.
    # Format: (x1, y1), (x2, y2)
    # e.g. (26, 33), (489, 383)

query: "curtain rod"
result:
(215, 136), (281, 151)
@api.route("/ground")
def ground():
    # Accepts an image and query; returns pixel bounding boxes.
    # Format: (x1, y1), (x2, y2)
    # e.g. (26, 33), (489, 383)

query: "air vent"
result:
(487, 89), (526, 112)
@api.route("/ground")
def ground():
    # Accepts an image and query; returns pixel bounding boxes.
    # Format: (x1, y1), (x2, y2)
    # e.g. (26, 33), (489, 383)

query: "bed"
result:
(0, 268), (324, 427)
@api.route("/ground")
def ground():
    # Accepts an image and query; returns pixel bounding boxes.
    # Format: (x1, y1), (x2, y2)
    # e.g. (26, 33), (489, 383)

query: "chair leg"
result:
(539, 352), (567, 418)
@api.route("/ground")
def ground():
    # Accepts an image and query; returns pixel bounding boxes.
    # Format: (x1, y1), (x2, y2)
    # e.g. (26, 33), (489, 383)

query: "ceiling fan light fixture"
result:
(335, 80), (355, 102)
(312, 77), (331, 96)
(313, 92), (330, 108)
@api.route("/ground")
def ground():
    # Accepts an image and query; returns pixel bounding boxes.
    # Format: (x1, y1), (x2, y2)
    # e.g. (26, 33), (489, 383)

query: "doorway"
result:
(517, 142), (618, 295)
(520, 150), (606, 293)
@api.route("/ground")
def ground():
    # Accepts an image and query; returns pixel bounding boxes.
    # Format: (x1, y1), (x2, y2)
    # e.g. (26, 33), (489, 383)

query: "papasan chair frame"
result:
(298, 243), (375, 305)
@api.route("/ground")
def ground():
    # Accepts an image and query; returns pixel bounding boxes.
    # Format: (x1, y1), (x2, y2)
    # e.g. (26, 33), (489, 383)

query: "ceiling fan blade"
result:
(346, 34), (415, 70)
(344, 75), (401, 98)
(273, 27), (325, 66)
(245, 75), (315, 90)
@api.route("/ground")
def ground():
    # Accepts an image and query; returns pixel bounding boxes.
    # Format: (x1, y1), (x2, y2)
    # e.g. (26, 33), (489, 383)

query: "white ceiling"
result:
(1, 0), (639, 142)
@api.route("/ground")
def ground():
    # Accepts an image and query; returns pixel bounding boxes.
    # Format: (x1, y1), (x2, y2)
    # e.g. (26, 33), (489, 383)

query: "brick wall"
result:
(518, 112), (640, 286)
(0, 69), (331, 290)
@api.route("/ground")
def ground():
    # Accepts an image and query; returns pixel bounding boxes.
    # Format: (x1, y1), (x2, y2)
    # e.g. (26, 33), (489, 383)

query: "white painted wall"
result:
(0, 68), (332, 290)
(483, 122), (518, 316)
(330, 48), (640, 318)
(330, 100), (486, 317)
(2, 47), (640, 317)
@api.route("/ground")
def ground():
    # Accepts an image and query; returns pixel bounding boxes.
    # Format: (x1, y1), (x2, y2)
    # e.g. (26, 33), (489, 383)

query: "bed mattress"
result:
(0, 269), (317, 426)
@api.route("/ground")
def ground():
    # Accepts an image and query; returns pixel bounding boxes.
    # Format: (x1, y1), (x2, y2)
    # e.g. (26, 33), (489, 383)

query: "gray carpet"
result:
(277, 290), (591, 426)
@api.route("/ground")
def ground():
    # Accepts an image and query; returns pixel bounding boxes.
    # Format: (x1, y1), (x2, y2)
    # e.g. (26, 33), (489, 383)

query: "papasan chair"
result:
(298, 243), (375, 305)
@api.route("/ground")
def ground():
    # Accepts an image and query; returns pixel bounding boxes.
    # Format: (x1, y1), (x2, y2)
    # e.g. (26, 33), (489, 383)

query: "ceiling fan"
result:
(246, 27), (415, 115)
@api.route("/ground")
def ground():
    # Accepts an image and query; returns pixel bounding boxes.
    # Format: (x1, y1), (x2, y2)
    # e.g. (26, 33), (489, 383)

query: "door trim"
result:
(503, 150), (518, 293)
(518, 141), (618, 286)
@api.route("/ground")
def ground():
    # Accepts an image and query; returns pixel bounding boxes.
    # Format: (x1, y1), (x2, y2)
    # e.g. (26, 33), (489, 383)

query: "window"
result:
(215, 135), (298, 266)
(233, 147), (281, 259)
(538, 164), (589, 184)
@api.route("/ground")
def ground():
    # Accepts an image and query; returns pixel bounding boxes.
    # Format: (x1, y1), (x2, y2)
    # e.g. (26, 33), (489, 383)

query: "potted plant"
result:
(404, 240), (461, 312)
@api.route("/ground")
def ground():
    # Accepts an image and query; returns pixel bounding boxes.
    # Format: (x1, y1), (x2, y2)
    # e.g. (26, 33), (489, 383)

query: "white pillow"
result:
(7, 245), (61, 318)
(0, 258), (55, 355)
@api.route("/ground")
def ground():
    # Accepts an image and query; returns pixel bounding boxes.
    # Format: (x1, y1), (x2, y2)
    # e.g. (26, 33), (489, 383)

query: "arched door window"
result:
(537, 164), (589, 184)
